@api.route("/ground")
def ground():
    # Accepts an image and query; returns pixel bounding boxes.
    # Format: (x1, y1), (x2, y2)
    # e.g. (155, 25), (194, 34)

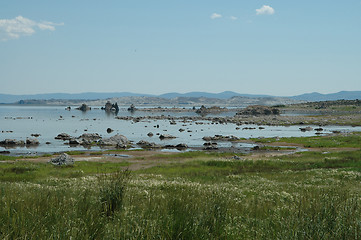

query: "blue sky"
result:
(1, 0), (361, 96)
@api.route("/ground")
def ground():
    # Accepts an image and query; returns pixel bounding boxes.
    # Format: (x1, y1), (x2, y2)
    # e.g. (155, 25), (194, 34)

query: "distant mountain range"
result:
(289, 91), (361, 101)
(0, 91), (360, 104)
(0, 92), (151, 104)
(158, 91), (272, 99)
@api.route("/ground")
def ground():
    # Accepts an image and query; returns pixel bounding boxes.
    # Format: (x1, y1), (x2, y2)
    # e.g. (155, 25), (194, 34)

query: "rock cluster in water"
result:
(202, 135), (239, 141)
(203, 142), (218, 150)
(195, 105), (228, 115)
(55, 132), (130, 148)
(236, 105), (280, 116)
(76, 104), (91, 112)
(98, 134), (129, 148)
(0, 138), (39, 146)
(102, 101), (119, 113)
(55, 133), (72, 141)
(127, 104), (136, 112)
(159, 134), (176, 140)
(137, 140), (162, 149)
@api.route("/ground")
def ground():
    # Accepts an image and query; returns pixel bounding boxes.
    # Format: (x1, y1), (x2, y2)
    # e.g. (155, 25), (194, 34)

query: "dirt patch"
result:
(12, 150), (180, 171)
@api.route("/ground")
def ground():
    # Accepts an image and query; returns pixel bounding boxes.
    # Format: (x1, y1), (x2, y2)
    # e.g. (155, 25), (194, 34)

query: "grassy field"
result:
(252, 131), (361, 148)
(0, 134), (360, 239)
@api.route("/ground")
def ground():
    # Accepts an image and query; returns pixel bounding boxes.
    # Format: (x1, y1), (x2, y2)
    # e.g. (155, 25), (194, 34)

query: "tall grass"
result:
(0, 150), (360, 239)
(98, 169), (131, 217)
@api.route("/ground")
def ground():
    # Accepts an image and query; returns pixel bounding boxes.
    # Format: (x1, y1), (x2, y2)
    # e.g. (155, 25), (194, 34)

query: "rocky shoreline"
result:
(1, 101), (361, 156)
(114, 113), (361, 127)
(72, 102), (361, 126)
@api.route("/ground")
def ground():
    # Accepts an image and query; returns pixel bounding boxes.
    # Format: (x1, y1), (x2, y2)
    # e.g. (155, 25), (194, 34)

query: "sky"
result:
(1, 0), (361, 96)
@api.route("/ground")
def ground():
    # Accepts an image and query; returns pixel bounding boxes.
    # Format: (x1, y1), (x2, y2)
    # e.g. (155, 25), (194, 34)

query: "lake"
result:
(1, 105), (360, 155)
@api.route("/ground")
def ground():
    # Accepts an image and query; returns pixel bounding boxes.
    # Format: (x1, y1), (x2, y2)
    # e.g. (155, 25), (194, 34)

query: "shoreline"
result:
(1, 102), (361, 156)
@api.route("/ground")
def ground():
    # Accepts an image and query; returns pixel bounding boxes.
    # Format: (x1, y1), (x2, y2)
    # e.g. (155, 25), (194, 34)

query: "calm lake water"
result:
(1, 105), (360, 155)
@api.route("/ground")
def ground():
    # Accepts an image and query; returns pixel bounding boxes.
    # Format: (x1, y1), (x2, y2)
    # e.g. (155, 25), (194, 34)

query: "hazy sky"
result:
(1, 0), (361, 96)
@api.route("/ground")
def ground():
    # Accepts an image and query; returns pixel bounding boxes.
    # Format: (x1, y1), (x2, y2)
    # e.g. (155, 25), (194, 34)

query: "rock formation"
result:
(103, 101), (119, 113)
(0, 139), (25, 146)
(159, 134), (176, 140)
(236, 105), (280, 116)
(136, 140), (162, 149)
(98, 134), (129, 148)
(26, 138), (40, 145)
(195, 105), (227, 116)
(55, 133), (72, 140)
(76, 104), (91, 112)
(202, 135), (239, 141)
(127, 104), (136, 112)
(49, 153), (74, 166)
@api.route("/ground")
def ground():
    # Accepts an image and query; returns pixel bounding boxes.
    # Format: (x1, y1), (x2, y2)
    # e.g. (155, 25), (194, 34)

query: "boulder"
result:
(196, 105), (226, 115)
(243, 127), (256, 130)
(203, 145), (218, 150)
(49, 153), (74, 166)
(76, 104), (91, 112)
(299, 127), (313, 132)
(202, 135), (239, 141)
(137, 140), (162, 149)
(163, 143), (188, 149)
(202, 136), (212, 141)
(55, 133), (72, 141)
(81, 139), (94, 145)
(78, 133), (101, 141)
(252, 146), (260, 151)
(98, 134), (129, 148)
(128, 104), (136, 112)
(175, 143), (188, 149)
(69, 138), (82, 145)
(104, 101), (113, 111)
(0, 139), (25, 146)
(103, 101), (119, 112)
(196, 105), (207, 114)
(159, 134), (176, 140)
(26, 138), (39, 145)
(112, 103), (119, 112)
(203, 142), (218, 146)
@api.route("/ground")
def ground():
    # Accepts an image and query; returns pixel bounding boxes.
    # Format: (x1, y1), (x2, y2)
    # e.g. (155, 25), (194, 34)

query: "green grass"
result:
(0, 154), (55, 161)
(252, 132), (361, 148)
(0, 135), (361, 239)
(0, 161), (130, 182)
(257, 146), (296, 151)
(0, 155), (18, 161)
(152, 151), (237, 160)
(140, 150), (361, 182)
